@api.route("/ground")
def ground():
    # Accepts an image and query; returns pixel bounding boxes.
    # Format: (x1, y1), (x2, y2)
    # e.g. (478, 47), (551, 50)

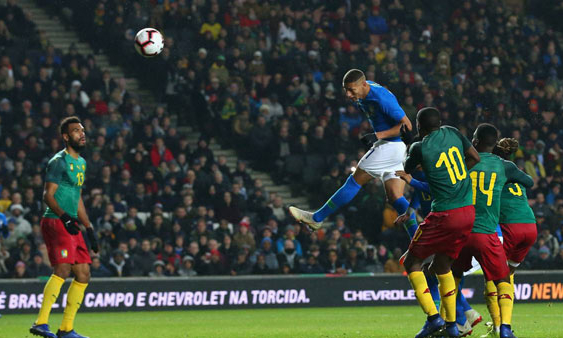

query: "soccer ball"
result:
(134, 28), (164, 57)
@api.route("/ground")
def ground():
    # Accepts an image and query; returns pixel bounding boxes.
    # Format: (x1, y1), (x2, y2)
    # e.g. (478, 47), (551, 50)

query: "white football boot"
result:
(289, 206), (323, 231)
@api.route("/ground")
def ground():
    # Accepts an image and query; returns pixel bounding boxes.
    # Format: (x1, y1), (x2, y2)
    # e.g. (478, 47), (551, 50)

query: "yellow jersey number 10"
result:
(435, 146), (467, 184)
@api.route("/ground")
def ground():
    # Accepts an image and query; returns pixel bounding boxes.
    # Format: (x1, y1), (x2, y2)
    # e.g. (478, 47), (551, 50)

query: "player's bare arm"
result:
(77, 195), (91, 229)
(375, 116), (412, 140)
(395, 170), (412, 184)
(43, 182), (65, 217)
(464, 146), (480, 170)
(78, 191), (99, 253)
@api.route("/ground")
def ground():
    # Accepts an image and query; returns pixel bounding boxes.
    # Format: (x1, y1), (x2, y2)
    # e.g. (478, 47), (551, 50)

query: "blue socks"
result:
(313, 175), (362, 222)
(392, 196), (418, 238)
(392, 196), (409, 214)
(456, 277), (470, 325)
(427, 274), (441, 309)
(404, 213), (418, 238)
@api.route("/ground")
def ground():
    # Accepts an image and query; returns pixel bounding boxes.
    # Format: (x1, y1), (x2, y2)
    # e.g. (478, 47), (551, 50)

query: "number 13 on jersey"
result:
(76, 172), (84, 186)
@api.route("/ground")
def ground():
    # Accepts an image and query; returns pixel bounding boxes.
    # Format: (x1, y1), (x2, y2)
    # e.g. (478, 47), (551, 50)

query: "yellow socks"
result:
(510, 273), (514, 289)
(437, 271), (456, 322)
(497, 281), (514, 325)
(36, 274), (65, 325)
(408, 271), (438, 316)
(60, 280), (88, 332)
(485, 280), (501, 328)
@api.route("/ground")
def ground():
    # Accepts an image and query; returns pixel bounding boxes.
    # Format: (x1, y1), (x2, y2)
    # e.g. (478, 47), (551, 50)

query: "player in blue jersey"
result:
(395, 169), (483, 337)
(289, 69), (414, 231)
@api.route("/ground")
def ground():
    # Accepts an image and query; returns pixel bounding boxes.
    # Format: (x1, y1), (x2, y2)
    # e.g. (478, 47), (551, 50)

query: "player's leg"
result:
(58, 264), (90, 335)
(404, 218), (451, 338)
(457, 275), (482, 328)
(31, 264), (71, 338)
(404, 252), (446, 338)
(431, 253), (460, 336)
(58, 235), (92, 338)
(423, 264), (441, 310)
(289, 168), (371, 229)
(474, 233), (514, 338)
(31, 218), (72, 338)
(384, 177), (418, 233)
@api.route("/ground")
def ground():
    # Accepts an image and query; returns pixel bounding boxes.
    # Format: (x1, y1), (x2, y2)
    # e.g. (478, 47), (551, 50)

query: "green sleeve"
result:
(45, 158), (66, 184)
(405, 142), (422, 174)
(444, 125), (472, 151)
(503, 160), (534, 188)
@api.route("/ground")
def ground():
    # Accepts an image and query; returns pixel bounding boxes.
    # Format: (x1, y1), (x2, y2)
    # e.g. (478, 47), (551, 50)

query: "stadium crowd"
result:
(1, 0), (563, 279)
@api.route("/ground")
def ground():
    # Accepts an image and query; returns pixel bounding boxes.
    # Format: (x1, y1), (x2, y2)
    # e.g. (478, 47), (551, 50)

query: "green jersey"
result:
(43, 150), (86, 219)
(470, 153), (534, 234)
(499, 183), (536, 224)
(405, 126), (473, 212)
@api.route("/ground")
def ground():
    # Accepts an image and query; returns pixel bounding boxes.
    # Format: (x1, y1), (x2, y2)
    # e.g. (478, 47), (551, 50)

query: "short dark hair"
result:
(474, 123), (498, 148)
(416, 107), (441, 130)
(59, 116), (82, 136)
(342, 69), (365, 85)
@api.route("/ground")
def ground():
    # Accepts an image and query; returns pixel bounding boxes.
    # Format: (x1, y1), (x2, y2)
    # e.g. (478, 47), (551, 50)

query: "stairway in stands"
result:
(20, 0), (309, 210)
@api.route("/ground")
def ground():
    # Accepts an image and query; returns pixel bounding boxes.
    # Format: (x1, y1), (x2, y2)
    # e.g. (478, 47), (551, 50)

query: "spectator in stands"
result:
(149, 260), (166, 277)
(384, 248), (405, 274)
(277, 239), (301, 273)
(324, 249), (346, 275)
(178, 255), (197, 277)
(90, 256), (112, 278)
(131, 239), (156, 276)
(301, 254), (324, 274)
(534, 246), (553, 270)
(250, 237), (278, 272)
(12, 260), (30, 278)
(233, 219), (255, 252)
(27, 252), (51, 277)
(108, 249), (131, 277)
(275, 225), (302, 257)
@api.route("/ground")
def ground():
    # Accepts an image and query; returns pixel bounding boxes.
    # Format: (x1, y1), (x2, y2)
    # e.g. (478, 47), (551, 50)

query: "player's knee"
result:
(385, 184), (404, 202)
(76, 270), (91, 283)
(429, 260), (450, 276)
(403, 255), (418, 273)
(54, 265), (71, 279)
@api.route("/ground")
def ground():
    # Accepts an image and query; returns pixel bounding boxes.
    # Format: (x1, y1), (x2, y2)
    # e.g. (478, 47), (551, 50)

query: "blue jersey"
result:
(0, 212), (7, 238)
(409, 171), (432, 217)
(355, 81), (405, 141)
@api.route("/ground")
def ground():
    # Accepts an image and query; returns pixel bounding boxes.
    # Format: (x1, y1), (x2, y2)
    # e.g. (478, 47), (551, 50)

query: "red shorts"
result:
(408, 205), (475, 260)
(41, 217), (92, 266)
(453, 232), (509, 281)
(500, 223), (537, 266)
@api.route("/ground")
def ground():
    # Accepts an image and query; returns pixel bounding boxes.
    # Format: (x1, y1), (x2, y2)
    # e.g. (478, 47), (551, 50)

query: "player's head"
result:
(60, 116), (86, 152)
(472, 123), (498, 152)
(342, 69), (369, 101)
(416, 107), (441, 136)
(493, 137), (519, 160)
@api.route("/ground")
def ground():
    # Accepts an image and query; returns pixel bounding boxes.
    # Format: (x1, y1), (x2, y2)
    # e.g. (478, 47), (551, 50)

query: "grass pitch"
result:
(2, 303), (562, 338)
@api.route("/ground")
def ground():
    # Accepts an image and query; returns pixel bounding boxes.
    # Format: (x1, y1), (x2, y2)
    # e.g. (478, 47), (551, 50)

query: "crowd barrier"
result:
(1, 271), (562, 314)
